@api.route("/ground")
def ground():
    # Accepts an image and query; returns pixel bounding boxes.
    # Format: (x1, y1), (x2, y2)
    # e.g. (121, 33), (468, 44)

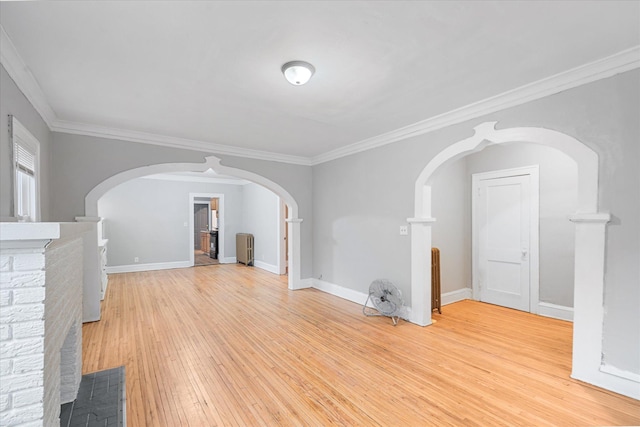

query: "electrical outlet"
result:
(183, 222), (188, 227)
(399, 225), (408, 235)
(134, 257), (139, 263)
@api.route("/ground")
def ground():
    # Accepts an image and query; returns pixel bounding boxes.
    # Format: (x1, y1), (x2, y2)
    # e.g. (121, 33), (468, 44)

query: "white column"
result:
(407, 217), (437, 326)
(286, 218), (303, 290)
(568, 213), (628, 392)
(568, 213), (639, 399)
(74, 217), (104, 321)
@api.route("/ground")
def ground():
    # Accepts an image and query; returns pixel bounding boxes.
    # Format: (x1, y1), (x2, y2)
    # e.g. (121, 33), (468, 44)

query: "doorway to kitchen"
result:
(190, 193), (224, 267)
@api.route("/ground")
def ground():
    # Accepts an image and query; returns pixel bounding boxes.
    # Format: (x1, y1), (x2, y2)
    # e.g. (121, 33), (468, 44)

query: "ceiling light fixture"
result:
(281, 61), (315, 85)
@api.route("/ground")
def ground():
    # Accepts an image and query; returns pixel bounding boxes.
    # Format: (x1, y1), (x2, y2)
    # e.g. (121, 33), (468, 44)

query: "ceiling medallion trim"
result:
(1, 22), (637, 167)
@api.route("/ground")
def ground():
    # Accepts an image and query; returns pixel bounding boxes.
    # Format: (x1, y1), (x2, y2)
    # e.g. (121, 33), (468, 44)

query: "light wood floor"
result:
(194, 250), (219, 267)
(82, 265), (640, 426)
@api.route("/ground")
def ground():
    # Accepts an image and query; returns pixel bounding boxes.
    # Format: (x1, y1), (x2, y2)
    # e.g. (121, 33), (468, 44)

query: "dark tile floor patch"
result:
(60, 366), (126, 427)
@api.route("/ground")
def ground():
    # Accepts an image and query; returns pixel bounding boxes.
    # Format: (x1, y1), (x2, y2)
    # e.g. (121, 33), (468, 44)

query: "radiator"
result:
(431, 247), (441, 313)
(236, 233), (254, 266)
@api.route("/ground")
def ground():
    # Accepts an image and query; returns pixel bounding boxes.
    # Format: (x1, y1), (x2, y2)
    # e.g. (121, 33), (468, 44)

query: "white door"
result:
(473, 167), (539, 312)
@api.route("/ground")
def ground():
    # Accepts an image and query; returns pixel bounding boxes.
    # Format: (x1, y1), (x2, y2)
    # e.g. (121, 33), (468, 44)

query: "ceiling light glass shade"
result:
(281, 61), (315, 85)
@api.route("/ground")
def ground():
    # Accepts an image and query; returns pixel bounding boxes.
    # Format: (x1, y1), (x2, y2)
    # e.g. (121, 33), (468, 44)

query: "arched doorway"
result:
(408, 121), (620, 394)
(84, 155), (304, 290)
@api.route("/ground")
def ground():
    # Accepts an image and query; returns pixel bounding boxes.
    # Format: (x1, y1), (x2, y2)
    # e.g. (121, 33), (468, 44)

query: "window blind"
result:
(15, 142), (36, 176)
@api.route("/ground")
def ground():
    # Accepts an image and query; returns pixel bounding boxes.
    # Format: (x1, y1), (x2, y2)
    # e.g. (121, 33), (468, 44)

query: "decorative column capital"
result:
(569, 212), (611, 224)
(407, 217), (437, 224)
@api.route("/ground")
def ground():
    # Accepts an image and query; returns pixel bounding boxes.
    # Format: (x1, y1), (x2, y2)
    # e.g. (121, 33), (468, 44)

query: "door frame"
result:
(193, 201), (210, 251)
(278, 199), (288, 275)
(471, 165), (540, 313)
(189, 193), (225, 266)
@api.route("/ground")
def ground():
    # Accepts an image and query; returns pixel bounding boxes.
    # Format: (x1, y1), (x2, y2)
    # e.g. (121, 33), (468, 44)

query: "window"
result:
(11, 116), (40, 222)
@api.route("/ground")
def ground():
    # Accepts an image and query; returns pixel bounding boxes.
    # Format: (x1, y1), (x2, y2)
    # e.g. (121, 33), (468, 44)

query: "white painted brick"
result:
(11, 321), (43, 339)
(1, 233), (85, 427)
(11, 288), (45, 305)
(12, 253), (45, 272)
(0, 290), (11, 306)
(0, 271), (45, 289)
(0, 324), (9, 341)
(0, 359), (11, 376)
(0, 255), (11, 272)
(0, 393), (9, 412)
(0, 403), (43, 425)
(0, 338), (43, 359)
(12, 354), (43, 374)
(0, 372), (43, 394)
(0, 304), (44, 323)
(12, 387), (44, 408)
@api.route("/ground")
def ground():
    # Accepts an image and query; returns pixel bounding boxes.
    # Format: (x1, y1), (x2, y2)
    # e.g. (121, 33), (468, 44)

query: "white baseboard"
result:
(310, 278), (369, 306)
(441, 288), (472, 306)
(254, 260), (279, 274)
(600, 364), (640, 383)
(297, 278), (314, 290)
(574, 364), (640, 400)
(538, 302), (574, 322)
(310, 278), (414, 320)
(106, 260), (192, 274)
(219, 256), (236, 264)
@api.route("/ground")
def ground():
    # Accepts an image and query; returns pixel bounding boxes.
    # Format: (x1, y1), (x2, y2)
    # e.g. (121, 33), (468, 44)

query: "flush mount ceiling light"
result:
(281, 61), (315, 85)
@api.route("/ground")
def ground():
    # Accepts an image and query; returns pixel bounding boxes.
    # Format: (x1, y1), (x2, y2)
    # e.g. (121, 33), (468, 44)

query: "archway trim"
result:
(84, 155), (303, 290)
(408, 121), (636, 399)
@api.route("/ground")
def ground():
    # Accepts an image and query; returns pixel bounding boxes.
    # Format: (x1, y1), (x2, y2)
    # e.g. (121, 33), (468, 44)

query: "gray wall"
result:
(50, 132), (313, 278)
(0, 65), (52, 220)
(97, 178), (245, 266)
(430, 142), (579, 307)
(431, 156), (471, 294)
(2, 60), (637, 374)
(466, 143), (578, 307)
(219, 155), (313, 279)
(242, 183), (280, 268)
(312, 69), (639, 374)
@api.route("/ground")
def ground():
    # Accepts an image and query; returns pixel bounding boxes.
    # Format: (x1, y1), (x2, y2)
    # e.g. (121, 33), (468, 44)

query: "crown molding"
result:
(2, 18), (638, 168)
(0, 24), (57, 127)
(310, 45), (640, 165)
(50, 119), (312, 166)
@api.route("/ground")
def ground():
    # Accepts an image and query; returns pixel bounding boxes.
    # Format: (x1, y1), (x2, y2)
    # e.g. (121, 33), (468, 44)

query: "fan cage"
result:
(363, 279), (405, 326)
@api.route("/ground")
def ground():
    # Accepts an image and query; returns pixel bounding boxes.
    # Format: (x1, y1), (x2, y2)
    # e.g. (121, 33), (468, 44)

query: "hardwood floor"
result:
(82, 265), (640, 426)
(194, 250), (219, 266)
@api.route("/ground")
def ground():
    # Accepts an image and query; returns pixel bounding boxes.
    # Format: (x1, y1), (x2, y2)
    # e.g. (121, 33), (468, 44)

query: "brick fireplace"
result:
(1, 223), (86, 426)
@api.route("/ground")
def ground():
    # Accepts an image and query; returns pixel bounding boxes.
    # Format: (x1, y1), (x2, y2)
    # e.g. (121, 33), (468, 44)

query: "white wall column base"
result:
(407, 217), (436, 326)
(567, 213), (640, 399)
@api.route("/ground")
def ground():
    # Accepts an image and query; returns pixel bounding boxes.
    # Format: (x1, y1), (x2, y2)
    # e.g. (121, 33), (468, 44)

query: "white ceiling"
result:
(1, 1), (639, 162)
